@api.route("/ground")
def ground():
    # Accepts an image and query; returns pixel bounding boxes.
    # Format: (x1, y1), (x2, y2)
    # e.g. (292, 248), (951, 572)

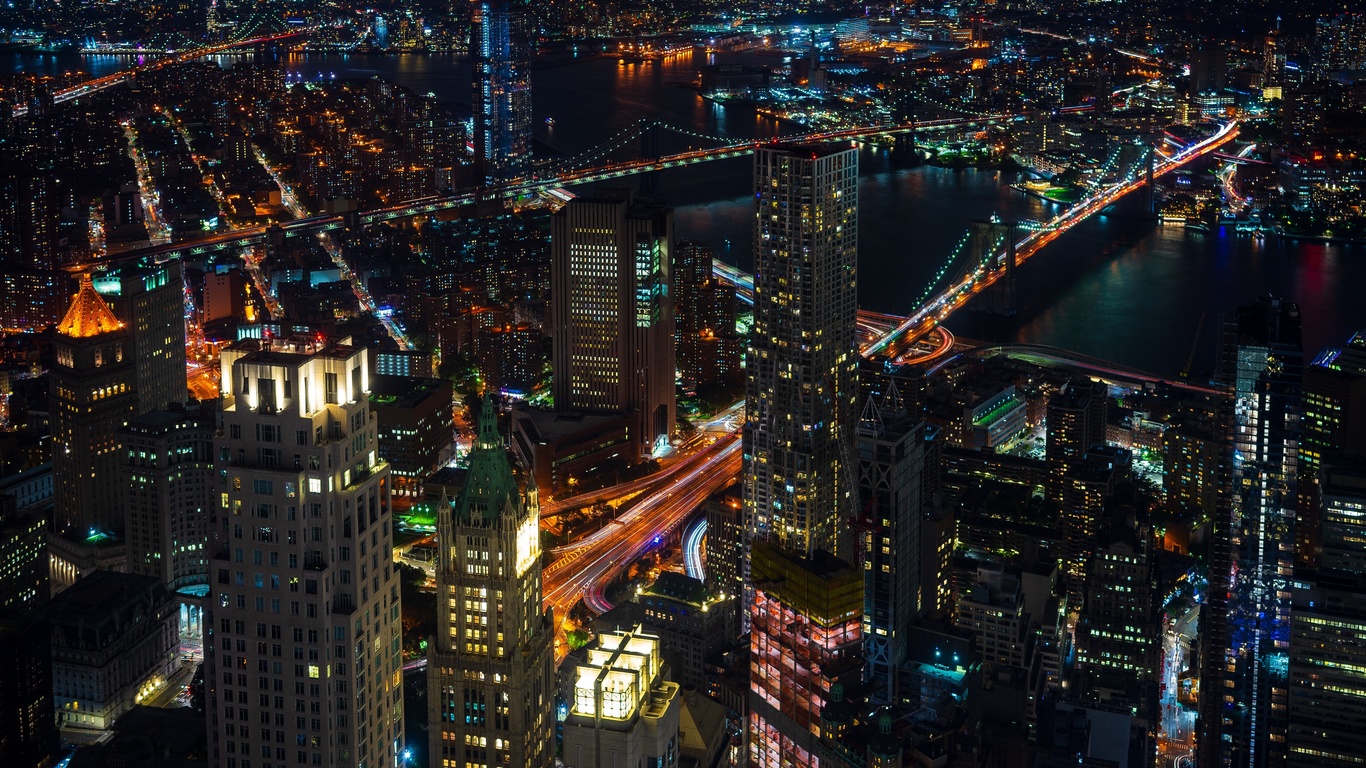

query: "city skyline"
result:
(2, 4), (1365, 768)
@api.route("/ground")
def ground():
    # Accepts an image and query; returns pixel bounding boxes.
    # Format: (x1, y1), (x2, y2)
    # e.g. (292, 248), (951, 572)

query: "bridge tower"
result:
(639, 120), (663, 201)
(1144, 143), (1156, 216)
(891, 76), (918, 163)
(967, 219), (1018, 338)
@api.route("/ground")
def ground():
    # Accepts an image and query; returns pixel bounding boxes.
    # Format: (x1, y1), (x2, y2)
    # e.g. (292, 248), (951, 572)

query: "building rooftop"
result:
(57, 275), (123, 339)
(369, 375), (451, 410)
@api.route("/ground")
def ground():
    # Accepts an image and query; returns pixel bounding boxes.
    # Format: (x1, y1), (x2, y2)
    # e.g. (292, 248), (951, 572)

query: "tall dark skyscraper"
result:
(550, 189), (675, 458)
(856, 388), (935, 704)
(471, 0), (533, 185)
(426, 399), (555, 768)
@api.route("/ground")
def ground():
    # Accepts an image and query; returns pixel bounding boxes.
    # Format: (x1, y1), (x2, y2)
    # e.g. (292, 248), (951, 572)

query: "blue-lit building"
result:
(472, 0), (533, 185)
(1223, 295), (1303, 768)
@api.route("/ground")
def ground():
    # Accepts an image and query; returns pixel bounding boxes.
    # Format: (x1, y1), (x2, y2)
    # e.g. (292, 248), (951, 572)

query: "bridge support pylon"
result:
(639, 121), (662, 201)
(967, 219), (1018, 340)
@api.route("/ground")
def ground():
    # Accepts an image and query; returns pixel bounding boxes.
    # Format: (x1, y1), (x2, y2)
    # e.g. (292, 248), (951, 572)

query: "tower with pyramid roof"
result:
(427, 396), (555, 768)
(50, 275), (138, 542)
(47, 262), (188, 593)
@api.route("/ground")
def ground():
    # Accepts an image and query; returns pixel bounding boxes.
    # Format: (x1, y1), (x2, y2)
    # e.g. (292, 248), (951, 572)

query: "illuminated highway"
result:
(542, 434), (740, 626)
(682, 518), (707, 582)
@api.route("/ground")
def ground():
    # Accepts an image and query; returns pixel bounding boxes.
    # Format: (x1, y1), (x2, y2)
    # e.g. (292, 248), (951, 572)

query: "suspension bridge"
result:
(12, 22), (308, 119)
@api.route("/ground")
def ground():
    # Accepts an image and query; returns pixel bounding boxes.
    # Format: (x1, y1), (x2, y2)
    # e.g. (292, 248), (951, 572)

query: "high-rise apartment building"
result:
(0, 611), (59, 768)
(119, 409), (215, 593)
(1074, 510), (1158, 688)
(856, 388), (933, 704)
(1045, 379), (1107, 499)
(1223, 295), (1303, 768)
(745, 143), (860, 768)
(1287, 460), (1366, 768)
(743, 143), (859, 564)
(1312, 13), (1366, 78)
(0, 495), (47, 609)
(426, 399), (554, 768)
(471, 0), (533, 185)
(205, 338), (405, 768)
(551, 189), (675, 459)
(675, 241), (741, 390)
(0, 169), (68, 331)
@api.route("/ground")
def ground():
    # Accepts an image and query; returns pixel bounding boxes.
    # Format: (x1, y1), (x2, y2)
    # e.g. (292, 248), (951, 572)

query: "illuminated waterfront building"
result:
(204, 338), (405, 768)
(471, 0), (533, 185)
(562, 626), (680, 768)
(1223, 295), (1303, 768)
(748, 544), (862, 768)
(426, 398), (554, 768)
(550, 189), (675, 459)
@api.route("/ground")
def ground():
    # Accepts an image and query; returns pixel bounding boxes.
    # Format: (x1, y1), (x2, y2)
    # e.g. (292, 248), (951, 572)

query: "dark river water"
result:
(11, 48), (1366, 375)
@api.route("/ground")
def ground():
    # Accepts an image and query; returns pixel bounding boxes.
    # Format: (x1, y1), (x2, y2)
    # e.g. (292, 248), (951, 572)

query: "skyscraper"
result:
(1223, 295), (1303, 768)
(50, 276), (138, 539)
(426, 399), (554, 768)
(48, 262), (188, 590)
(743, 143), (859, 564)
(1286, 459), (1366, 768)
(856, 387), (933, 704)
(120, 409), (214, 593)
(471, 0), (533, 185)
(205, 338), (405, 768)
(744, 143), (860, 768)
(551, 189), (675, 459)
(1297, 330), (1366, 568)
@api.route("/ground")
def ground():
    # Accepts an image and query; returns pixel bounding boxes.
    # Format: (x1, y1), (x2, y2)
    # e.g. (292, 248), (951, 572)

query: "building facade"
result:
(1222, 296), (1303, 768)
(205, 338), (405, 768)
(44, 571), (178, 738)
(550, 190), (675, 459)
(425, 399), (555, 768)
(119, 409), (215, 593)
(748, 545), (862, 768)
